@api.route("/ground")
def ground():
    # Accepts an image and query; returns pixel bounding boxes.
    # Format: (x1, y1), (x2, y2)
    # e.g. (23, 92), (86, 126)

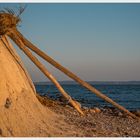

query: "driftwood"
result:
(13, 30), (139, 120)
(0, 11), (139, 119)
(8, 31), (84, 115)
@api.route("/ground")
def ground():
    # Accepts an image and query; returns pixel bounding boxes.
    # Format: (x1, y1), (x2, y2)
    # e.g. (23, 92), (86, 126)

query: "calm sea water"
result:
(35, 83), (140, 111)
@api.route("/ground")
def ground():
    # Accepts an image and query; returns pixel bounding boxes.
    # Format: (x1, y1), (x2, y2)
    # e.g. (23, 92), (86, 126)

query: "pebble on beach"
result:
(90, 107), (101, 114)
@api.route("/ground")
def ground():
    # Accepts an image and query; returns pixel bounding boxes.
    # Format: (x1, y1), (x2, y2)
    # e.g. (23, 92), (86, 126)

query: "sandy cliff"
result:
(0, 36), (67, 136)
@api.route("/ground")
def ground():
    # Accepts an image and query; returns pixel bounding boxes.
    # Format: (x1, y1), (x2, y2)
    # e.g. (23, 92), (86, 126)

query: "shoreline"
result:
(37, 94), (140, 137)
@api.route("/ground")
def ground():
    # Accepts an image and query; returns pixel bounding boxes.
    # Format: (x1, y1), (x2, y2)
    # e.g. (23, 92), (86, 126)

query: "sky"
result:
(0, 3), (140, 82)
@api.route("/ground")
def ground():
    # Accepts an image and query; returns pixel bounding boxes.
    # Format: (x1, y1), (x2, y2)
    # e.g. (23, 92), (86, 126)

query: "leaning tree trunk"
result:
(0, 36), (65, 136)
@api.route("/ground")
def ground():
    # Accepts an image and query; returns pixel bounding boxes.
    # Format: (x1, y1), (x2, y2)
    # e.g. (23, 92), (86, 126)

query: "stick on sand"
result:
(1, 11), (138, 119)
(8, 31), (84, 116)
(14, 29), (139, 120)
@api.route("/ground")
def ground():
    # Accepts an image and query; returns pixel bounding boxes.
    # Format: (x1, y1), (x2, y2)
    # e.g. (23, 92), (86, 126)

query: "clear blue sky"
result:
(1, 3), (140, 82)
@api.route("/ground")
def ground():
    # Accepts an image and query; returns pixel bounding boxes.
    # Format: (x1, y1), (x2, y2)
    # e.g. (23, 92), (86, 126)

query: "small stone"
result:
(89, 107), (101, 114)
(5, 98), (11, 108)
(83, 107), (88, 110)
(118, 112), (123, 116)
(94, 107), (101, 113)
(90, 109), (96, 113)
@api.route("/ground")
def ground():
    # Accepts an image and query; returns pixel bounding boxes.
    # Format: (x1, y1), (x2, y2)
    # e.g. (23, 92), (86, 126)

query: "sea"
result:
(35, 81), (140, 111)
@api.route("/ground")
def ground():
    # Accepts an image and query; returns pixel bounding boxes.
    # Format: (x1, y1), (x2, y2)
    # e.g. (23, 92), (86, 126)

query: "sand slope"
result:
(0, 36), (70, 137)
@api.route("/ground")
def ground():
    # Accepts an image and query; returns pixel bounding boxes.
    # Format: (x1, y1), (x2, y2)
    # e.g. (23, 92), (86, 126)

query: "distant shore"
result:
(37, 94), (140, 137)
(34, 81), (140, 85)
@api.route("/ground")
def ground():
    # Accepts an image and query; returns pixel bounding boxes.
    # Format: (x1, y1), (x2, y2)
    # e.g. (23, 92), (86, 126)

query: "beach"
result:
(37, 94), (140, 137)
(0, 3), (140, 137)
